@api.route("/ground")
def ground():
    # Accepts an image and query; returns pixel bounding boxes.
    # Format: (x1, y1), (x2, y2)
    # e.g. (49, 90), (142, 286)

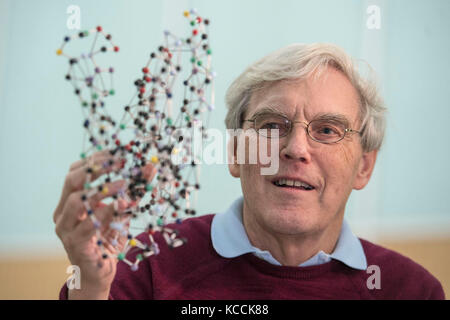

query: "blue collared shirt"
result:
(211, 196), (367, 270)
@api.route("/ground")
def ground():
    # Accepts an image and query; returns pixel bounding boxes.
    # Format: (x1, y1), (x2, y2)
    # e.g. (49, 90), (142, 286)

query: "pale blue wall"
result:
(0, 0), (449, 254)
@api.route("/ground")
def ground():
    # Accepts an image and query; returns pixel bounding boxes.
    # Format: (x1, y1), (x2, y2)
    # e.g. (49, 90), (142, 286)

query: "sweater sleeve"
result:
(58, 256), (153, 300)
(59, 234), (154, 300)
(59, 283), (69, 300)
(58, 282), (115, 300)
(108, 255), (153, 300)
(59, 215), (214, 300)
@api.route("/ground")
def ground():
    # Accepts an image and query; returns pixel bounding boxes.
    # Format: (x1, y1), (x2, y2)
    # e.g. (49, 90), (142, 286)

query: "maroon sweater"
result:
(60, 214), (445, 299)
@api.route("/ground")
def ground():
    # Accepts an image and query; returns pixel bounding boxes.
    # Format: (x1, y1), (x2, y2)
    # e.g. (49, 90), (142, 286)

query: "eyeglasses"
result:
(243, 112), (361, 144)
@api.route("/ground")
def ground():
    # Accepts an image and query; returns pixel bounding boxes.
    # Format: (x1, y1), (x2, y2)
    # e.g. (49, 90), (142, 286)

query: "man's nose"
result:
(279, 122), (312, 163)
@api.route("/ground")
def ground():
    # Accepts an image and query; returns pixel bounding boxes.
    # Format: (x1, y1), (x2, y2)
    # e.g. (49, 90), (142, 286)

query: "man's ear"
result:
(353, 149), (378, 190)
(227, 136), (240, 178)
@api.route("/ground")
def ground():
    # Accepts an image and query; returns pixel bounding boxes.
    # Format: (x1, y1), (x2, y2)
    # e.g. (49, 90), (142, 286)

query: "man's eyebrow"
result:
(249, 106), (290, 119)
(312, 113), (350, 126)
(247, 107), (353, 127)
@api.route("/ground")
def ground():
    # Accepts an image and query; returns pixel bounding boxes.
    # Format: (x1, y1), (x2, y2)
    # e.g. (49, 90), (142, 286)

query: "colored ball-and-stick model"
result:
(56, 9), (215, 271)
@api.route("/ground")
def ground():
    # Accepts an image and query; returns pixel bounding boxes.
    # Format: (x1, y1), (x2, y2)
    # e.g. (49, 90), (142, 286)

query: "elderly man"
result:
(55, 43), (444, 299)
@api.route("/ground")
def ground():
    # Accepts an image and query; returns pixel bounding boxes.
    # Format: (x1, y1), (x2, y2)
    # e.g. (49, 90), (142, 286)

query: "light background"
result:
(0, 0), (449, 299)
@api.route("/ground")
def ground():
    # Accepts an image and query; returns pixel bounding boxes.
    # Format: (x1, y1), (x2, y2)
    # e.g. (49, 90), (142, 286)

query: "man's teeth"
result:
(275, 179), (314, 190)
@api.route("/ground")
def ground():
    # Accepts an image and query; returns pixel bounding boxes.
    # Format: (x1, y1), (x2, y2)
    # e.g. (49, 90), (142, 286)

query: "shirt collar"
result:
(211, 196), (367, 270)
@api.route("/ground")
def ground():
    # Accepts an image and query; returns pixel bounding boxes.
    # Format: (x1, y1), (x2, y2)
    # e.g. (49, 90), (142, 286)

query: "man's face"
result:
(229, 67), (377, 236)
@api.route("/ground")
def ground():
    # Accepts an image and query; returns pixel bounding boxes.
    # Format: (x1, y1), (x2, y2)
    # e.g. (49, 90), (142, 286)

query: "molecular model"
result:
(56, 9), (215, 271)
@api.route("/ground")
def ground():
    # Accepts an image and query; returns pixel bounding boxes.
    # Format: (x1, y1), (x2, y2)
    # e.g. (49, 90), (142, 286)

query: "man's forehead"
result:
(248, 76), (360, 123)
(250, 95), (356, 122)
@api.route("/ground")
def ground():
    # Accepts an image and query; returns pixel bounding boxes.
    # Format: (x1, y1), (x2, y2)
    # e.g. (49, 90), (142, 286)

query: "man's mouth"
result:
(272, 178), (315, 191)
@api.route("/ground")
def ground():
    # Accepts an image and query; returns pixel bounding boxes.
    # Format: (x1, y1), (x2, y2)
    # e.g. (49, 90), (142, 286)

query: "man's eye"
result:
(260, 122), (282, 130)
(311, 123), (343, 137)
(318, 126), (337, 135)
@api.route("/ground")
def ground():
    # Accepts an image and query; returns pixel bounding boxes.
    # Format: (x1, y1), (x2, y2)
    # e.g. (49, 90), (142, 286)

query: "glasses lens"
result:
(254, 113), (290, 138)
(308, 119), (346, 143)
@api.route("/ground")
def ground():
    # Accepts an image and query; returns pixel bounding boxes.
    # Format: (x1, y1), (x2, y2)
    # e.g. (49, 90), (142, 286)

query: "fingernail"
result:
(95, 202), (108, 209)
(142, 165), (151, 176)
(118, 199), (128, 210)
(143, 164), (156, 179)
(110, 180), (126, 192)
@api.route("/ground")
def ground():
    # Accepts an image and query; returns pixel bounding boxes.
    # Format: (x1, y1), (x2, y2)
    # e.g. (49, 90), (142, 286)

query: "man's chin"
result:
(261, 211), (322, 235)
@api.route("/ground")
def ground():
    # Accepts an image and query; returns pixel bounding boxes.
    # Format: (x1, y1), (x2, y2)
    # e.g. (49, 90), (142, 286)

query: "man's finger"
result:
(69, 200), (129, 249)
(53, 155), (124, 223)
(69, 150), (112, 172)
(55, 180), (127, 235)
(142, 163), (157, 182)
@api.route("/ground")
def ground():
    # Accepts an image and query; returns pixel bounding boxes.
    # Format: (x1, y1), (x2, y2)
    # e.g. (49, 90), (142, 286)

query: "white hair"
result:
(225, 43), (386, 152)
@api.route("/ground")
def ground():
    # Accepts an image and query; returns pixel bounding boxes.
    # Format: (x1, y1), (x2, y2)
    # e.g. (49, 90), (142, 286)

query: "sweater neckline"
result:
(211, 197), (367, 270)
(242, 252), (344, 280)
